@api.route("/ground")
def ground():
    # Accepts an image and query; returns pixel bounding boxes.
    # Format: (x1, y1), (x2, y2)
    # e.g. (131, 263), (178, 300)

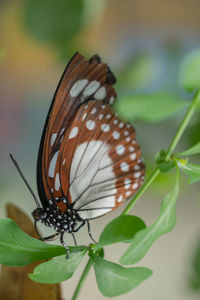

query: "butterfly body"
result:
(32, 207), (82, 234)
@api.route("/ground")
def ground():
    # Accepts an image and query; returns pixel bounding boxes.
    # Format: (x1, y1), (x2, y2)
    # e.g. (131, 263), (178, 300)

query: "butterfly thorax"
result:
(32, 207), (80, 233)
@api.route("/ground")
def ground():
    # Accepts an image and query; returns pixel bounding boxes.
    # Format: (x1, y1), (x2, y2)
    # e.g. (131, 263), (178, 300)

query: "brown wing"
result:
(45, 100), (145, 219)
(37, 53), (117, 208)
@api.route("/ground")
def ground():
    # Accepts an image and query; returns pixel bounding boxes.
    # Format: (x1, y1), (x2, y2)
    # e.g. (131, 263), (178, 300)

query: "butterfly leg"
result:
(34, 220), (42, 239)
(71, 232), (77, 246)
(86, 219), (97, 244)
(40, 232), (60, 241)
(73, 219), (86, 232)
(34, 220), (59, 241)
(60, 231), (70, 258)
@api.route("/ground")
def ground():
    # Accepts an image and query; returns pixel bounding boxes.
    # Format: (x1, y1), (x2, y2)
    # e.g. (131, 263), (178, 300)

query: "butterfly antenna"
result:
(9, 154), (41, 208)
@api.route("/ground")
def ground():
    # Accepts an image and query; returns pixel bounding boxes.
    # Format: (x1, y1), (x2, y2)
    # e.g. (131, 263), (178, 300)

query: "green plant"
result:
(1, 50), (200, 299)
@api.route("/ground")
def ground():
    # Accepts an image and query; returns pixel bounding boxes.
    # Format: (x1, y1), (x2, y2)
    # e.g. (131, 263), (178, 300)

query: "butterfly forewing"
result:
(45, 100), (145, 219)
(37, 53), (117, 208)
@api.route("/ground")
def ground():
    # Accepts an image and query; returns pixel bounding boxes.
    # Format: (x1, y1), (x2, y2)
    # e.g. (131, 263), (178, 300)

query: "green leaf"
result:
(114, 93), (188, 122)
(180, 48), (200, 92)
(90, 253), (152, 297)
(157, 161), (176, 173)
(155, 149), (167, 164)
(29, 249), (86, 283)
(120, 169), (179, 265)
(176, 142), (200, 156)
(0, 218), (86, 266)
(23, 0), (84, 56)
(118, 52), (158, 90)
(95, 215), (146, 251)
(155, 149), (175, 172)
(178, 161), (200, 183)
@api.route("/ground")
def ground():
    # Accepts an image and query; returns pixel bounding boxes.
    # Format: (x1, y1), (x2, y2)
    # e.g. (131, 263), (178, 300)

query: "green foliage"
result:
(114, 93), (188, 122)
(23, 0), (84, 56)
(176, 142), (200, 156)
(118, 53), (157, 90)
(90, 252), (152, 297)
(30, 250), (86, 283)
(180, 48), (200, 92)
(95, 215), (146, 250)
(177, 161), (200, 184)
(120, 169), (179, 265)
(0, 218), (85, 266)
(155, 149), (175, 172)
(174, 142), (200, 183)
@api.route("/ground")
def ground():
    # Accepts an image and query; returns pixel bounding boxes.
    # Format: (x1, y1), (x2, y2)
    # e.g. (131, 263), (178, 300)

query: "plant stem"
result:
(165, 90), (200, 160)
(121, 167), (160, 215)
(122, 89), (200, 215)
(71, 257), (93, 300)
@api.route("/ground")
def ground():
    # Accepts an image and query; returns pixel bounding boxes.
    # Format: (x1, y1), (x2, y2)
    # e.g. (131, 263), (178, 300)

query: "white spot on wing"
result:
(101, 124), (110, 132)
(130, 153), (136, 160)
(134, 164), (140, 170)
(91, 107), (97, 114)
(134, 172), (141, 178)
(124, 178), (131, 189)
(126, 191), (131, 197)
(86, 120), (95, 130)
(117, 195), (123, 203)
(55, 173), (60, 191)
(51, 133), (57, 146)
(69, 126), (78, 139)
(99, 114), (104, 120)
(132, 183), (139, 190)
(82, 112), (87, 121)
(82, 80), (100, 97)
(120, 162), (129, 172)
(112, 131), (120, 139)
(109, 96), (114, 104)
(94, 86), (106, 100)
(70, 79), (88, 97)
(48, 151), (59, 178)
(116, 145), (125, 155)
(60, 128), (65, 136)
(129, 146), (135, 152)
(124, 131), (129, 136)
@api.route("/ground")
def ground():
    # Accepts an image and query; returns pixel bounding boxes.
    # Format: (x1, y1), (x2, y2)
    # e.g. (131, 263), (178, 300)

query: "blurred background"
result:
(0, 0), (200, 299)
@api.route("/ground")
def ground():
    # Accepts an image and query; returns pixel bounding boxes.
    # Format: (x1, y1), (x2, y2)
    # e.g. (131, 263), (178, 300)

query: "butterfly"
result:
(10, 53), (145, 257)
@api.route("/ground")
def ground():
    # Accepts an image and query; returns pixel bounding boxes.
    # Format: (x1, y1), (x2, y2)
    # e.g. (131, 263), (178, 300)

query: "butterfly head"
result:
(32, 208), (47, 221)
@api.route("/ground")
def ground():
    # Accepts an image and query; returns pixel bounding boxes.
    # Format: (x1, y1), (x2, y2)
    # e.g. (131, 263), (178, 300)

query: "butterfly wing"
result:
(46, 100), (145, 219)
(37, 53), (117, 208)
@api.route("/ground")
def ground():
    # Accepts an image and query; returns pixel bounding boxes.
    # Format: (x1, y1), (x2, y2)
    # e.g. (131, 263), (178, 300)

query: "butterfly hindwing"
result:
(46, 100), (145, 219)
